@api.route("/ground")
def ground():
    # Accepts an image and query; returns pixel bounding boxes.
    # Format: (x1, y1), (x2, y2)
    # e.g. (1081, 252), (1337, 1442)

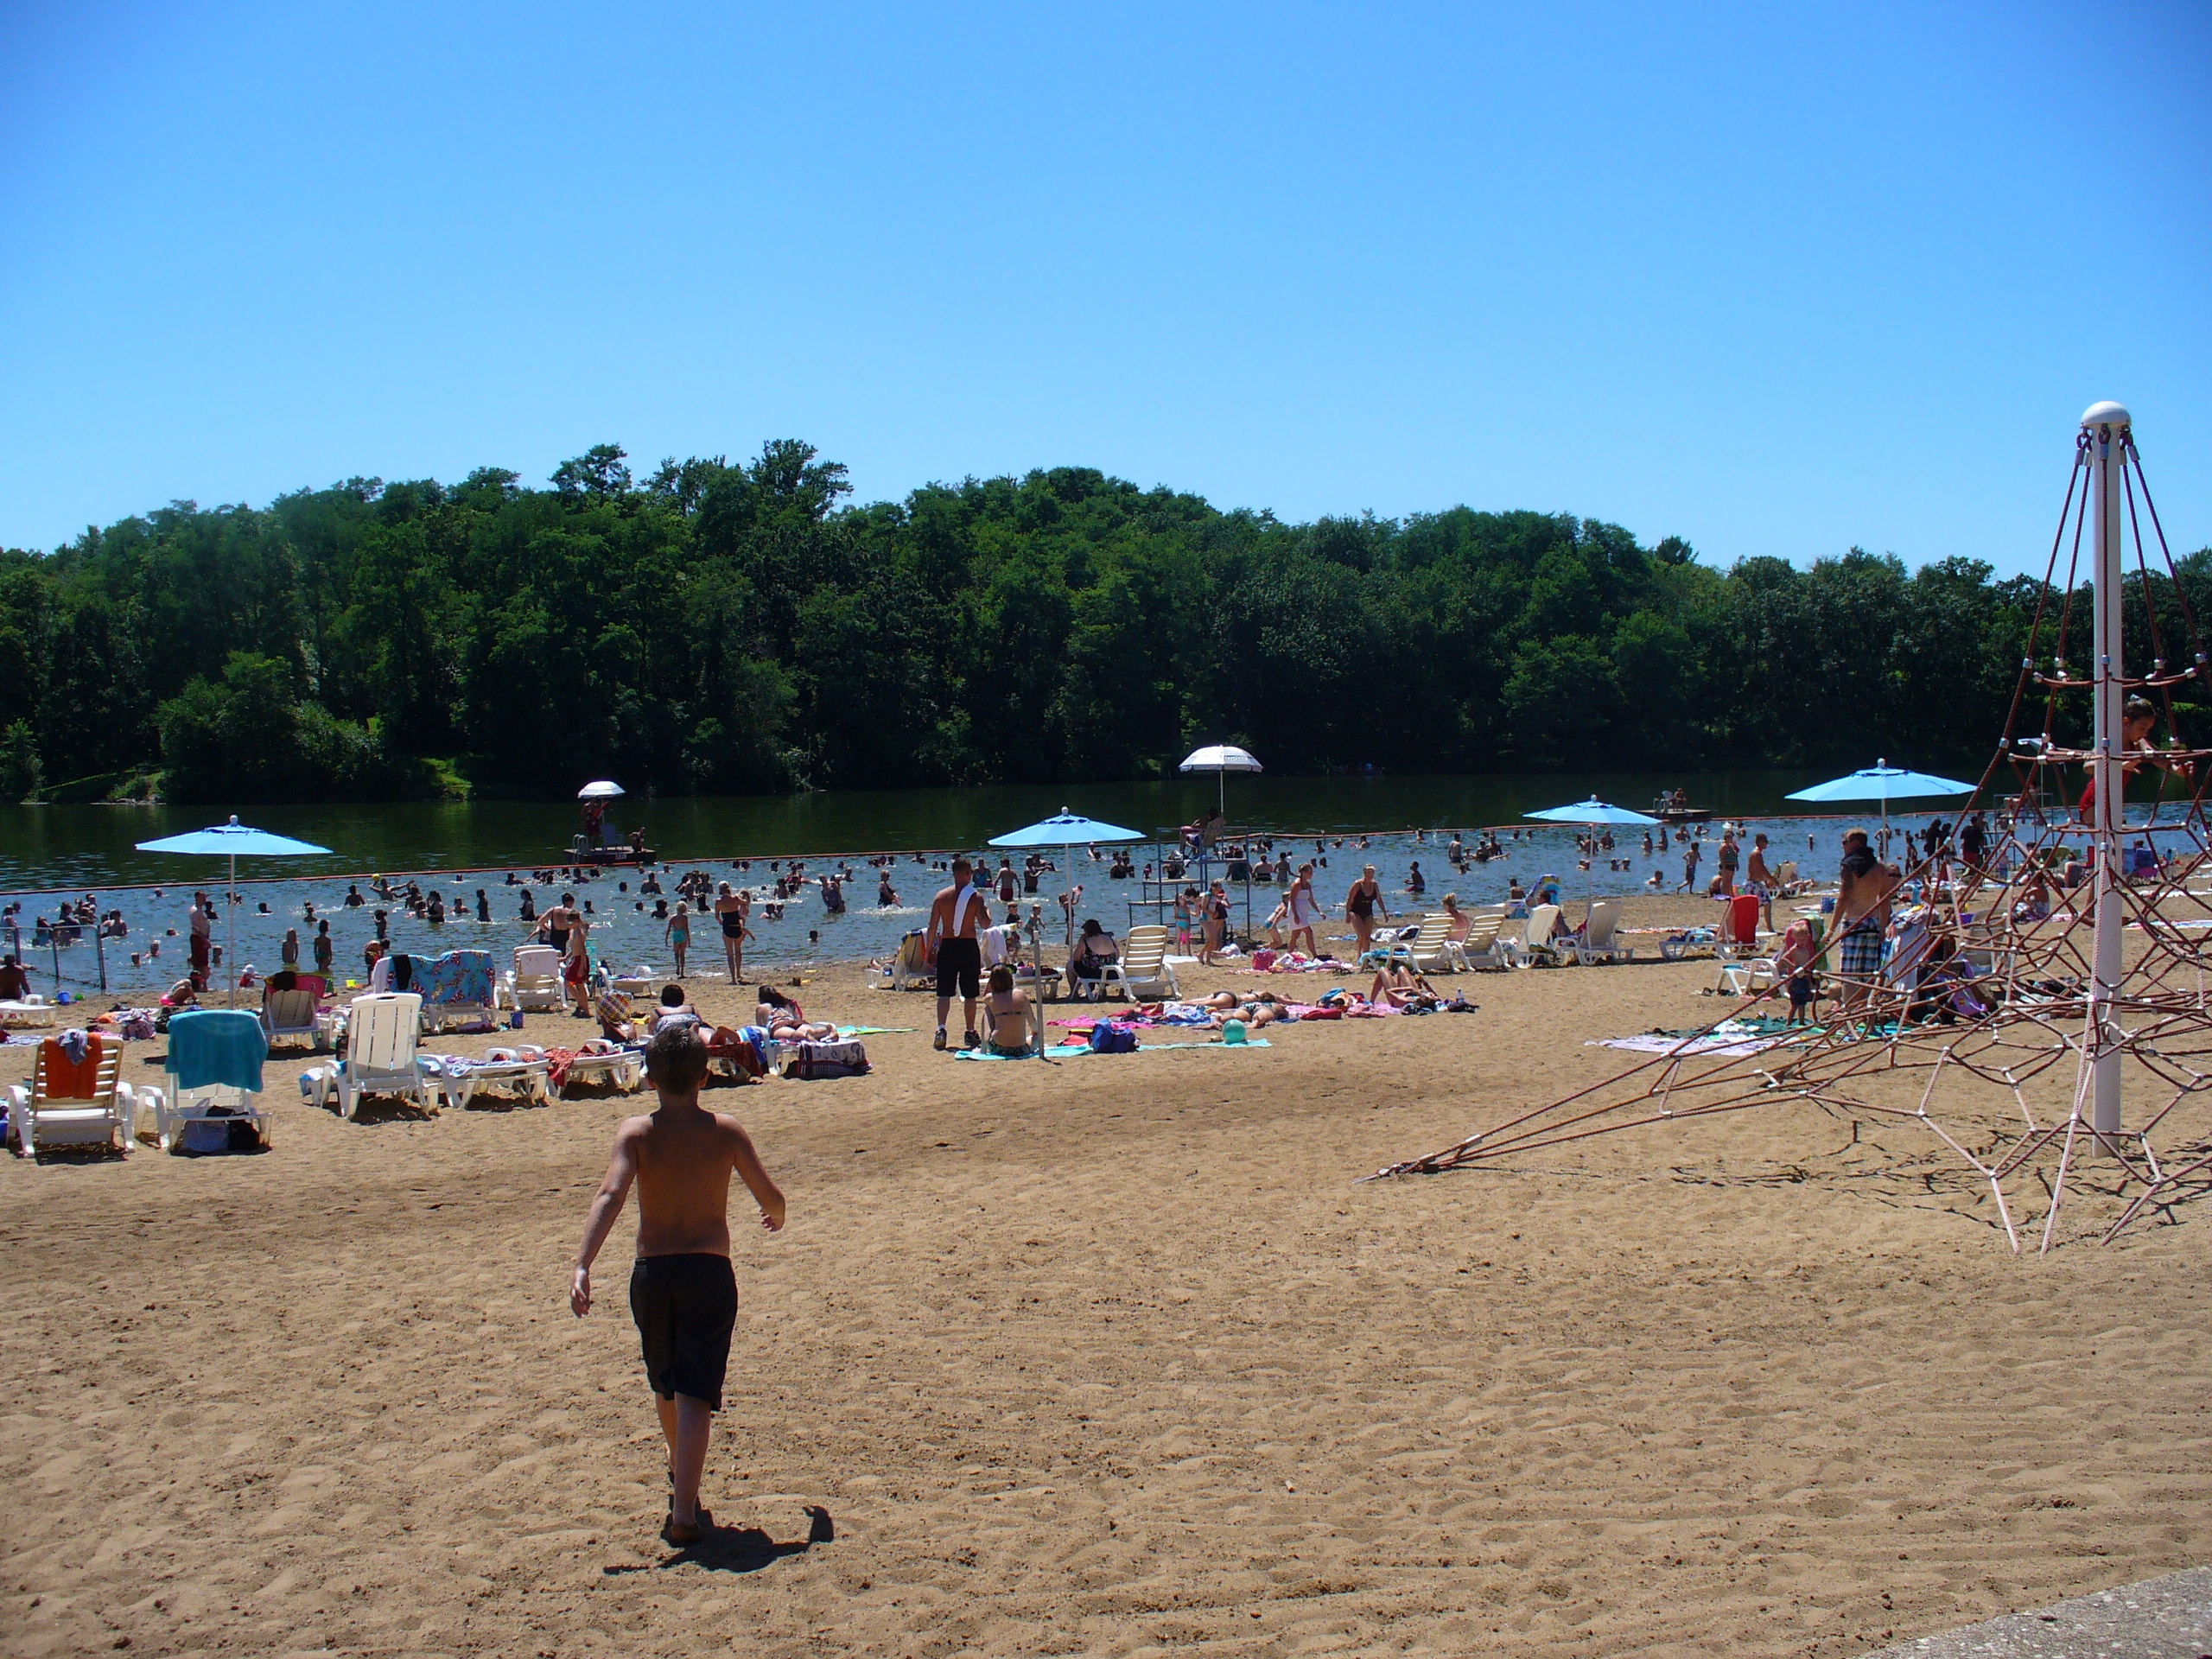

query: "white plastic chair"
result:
(1570, 901), (1632, 965)
(316, 993), (435, 1119)
(1384, 912), (1460, 974)
(503, 945), (567, 1012)
(9, 1035), (141, 1154)
(870, 931), (933, 991)
(1100, 925), (1179, 1001)
(0, 995), (60, 1030)
(261, 987), (321, 1050)
(1452, 913), (1510, 971)
(1515, 905), (1568, 968)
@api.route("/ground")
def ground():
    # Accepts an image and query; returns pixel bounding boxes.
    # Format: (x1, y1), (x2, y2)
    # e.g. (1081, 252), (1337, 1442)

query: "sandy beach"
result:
(3, 894), (2208, 1657)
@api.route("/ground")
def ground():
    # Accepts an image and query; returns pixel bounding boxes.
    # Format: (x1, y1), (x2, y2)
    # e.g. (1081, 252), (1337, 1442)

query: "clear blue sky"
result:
(2, 2), (2205, 575)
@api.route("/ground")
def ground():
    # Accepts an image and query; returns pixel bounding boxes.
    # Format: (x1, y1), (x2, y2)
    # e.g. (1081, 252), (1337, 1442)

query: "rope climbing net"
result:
(1366, 411), (2212, 1252)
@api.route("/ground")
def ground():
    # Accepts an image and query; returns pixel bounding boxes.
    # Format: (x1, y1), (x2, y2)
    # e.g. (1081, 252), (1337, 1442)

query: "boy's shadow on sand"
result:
(640, 1504), (835, 1573)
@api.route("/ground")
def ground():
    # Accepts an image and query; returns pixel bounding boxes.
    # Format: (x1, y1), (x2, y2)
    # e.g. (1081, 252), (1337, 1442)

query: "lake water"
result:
(0, 769), (1997, 996)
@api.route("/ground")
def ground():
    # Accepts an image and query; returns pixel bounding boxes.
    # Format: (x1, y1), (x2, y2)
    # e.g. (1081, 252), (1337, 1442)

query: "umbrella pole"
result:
(227, 851), (237, 1008)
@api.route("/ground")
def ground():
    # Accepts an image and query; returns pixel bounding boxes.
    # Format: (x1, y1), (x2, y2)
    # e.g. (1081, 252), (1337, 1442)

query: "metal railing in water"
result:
(3, 920), (109, 995)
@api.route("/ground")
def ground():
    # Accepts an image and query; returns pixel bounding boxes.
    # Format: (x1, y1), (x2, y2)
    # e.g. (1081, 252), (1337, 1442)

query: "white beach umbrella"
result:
(1178, 744), (1262, 820)
(575, 780), (626, 800)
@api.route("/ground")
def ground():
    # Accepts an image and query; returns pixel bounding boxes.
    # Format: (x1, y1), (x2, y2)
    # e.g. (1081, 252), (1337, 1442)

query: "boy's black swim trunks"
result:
(629, 1253), (738, 1411)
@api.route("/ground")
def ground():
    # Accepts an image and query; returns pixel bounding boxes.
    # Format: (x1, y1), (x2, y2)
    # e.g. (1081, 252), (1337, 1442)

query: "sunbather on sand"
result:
(755, 985), (835, 1042)
(1192, 989), (1287, 1027)
(1368, 964), (1442, 1009)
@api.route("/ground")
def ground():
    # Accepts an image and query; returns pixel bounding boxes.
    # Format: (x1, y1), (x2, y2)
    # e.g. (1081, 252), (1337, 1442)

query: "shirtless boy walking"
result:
(572, 1026), (786, 1545)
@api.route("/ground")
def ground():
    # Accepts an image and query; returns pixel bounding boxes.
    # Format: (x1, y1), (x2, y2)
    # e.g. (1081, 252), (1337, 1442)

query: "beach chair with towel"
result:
(503, 944), (568, 1013)
(1713, 895), (1772, 992)
(870, 930), (934, 992)
(9, 1030), (143, 1154)
(1100, 925), (1179, 1001)
(310, 993), (436, 1120)
(157, 1008), (274, 1152)
(423, 949), (496, 1033)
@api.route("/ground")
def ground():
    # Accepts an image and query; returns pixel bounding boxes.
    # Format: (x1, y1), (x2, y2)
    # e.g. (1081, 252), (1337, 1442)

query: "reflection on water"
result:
(0, 768), (2049, 995)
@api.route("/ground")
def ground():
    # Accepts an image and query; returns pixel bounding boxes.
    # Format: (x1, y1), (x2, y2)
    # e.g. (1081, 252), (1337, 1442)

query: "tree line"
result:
(0, 439), (2202, 804)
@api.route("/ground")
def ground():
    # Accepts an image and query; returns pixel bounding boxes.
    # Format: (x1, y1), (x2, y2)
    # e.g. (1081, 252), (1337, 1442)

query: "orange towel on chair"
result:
(41, 1033), (104, 1100)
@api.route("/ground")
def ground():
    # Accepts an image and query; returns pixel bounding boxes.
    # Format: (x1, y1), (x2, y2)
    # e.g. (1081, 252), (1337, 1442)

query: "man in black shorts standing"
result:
(572, 1026), (786, 1545)
(925, 855), (988, 1051)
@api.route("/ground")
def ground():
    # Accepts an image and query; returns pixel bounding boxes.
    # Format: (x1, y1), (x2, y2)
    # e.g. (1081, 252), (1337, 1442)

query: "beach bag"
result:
(1087, 1022), (1139, 1054)
(785, 1038), (869, 1079)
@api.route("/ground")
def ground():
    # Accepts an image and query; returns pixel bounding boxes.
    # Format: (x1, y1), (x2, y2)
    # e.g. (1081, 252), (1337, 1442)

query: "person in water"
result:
(571, 1025), (786, 1547)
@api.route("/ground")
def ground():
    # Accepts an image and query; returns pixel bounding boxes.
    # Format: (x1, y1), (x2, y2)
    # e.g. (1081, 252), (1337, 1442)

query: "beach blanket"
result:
(1246, 953), (1352, 975)
(1597, 1016), (1800, 1058)
(427, 950), (494, 1008)
(1051, 1037), (1272, 1054)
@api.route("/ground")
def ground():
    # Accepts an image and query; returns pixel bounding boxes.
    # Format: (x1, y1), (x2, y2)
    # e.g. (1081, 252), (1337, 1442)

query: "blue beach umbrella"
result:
(988, 810), (1145, 1053)
(1523, 797), (1664, 828)
(1786, 760), (1977, 837)
(137, 816), (333, 1006)
(1523, 798), (1662, 908)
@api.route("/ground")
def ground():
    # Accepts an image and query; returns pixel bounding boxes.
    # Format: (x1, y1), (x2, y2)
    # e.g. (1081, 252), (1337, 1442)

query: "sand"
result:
(3, 895), (2209, 1657)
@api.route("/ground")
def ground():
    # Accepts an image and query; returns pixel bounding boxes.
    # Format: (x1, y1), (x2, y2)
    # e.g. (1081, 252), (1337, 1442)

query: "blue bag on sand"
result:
(1088, 1022), (1139, 1054)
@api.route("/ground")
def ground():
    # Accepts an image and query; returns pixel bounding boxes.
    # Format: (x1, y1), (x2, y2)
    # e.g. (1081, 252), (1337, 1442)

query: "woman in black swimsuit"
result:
(1345, 865), (1387, 960)
(715, 881), (750, 983)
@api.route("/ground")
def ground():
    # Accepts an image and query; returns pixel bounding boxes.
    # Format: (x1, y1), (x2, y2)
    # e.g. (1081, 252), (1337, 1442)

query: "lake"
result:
(0, 769), (1978, 996)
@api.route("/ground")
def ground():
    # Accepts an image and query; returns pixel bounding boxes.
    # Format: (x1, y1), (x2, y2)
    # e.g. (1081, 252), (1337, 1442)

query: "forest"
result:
(0, 440), (2202, 804)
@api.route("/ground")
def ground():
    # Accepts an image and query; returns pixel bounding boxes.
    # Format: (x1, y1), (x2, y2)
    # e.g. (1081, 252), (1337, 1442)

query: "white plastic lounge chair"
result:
(556, 1045), (645, 1098)
(261, 986), (321, 1051)
(1452, 913), (1511, 971)
(313, 993), (435, 1119)
(436, 1049), (550, 1109)
(871, 931), (934, 992)
(1515, 905), (1568, 968)
(0, 995), (60, 1029)
(503, 945), (567, 1013)
(1385, 912), (1460, 974)
(9, 1034), (142, 1154)
(1715, 953), (1778, 995)
(423, 950), (497, 1033)
(1100, 925), (1179, 1001)
(156, 1009), (274, 1153)
(1570, 901), (1631, 965)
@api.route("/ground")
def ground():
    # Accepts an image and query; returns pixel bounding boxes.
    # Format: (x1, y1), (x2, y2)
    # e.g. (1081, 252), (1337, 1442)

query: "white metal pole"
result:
(227, 850), (238, 1008)
(2085, 400), (2131, 1148)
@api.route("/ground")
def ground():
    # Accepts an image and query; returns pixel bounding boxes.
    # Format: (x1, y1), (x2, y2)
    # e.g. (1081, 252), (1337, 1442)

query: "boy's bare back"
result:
(624, 1105), (783, 1257)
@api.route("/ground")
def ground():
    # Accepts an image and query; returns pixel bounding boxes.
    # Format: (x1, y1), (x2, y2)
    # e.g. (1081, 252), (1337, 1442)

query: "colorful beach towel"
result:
(428, 950), (494, 1008)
